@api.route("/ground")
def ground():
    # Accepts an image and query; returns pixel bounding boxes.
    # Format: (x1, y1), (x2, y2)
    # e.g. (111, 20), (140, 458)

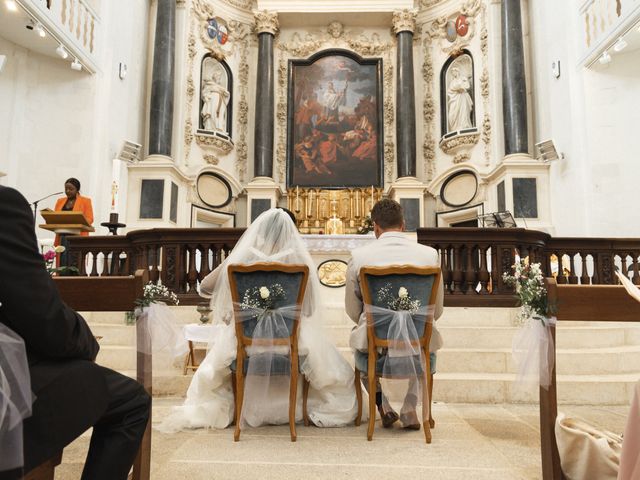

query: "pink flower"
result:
(43, 250), (56, 262)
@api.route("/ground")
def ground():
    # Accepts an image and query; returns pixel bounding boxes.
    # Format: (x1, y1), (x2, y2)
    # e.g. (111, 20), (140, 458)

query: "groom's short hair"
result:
(371, 199), (403, 230)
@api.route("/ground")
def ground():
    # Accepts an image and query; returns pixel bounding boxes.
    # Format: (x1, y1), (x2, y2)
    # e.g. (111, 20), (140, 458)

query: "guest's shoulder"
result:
(0, 186), (29, 206)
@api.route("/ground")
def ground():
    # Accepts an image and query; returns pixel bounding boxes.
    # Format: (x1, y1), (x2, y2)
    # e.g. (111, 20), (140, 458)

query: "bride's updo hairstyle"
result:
(370, 199), (404, 230)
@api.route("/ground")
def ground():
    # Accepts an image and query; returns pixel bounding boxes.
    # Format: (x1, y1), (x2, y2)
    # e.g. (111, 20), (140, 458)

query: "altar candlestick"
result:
(370, 186), (374, 211)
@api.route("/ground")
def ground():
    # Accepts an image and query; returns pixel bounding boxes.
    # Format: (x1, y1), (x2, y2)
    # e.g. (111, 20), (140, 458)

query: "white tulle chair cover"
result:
(512, 315), (556, 389)
(233, 304), (301, 427)
(364, 304), (435, 421)
(136, 302), (189, 358)
(0, 324), (33, 472)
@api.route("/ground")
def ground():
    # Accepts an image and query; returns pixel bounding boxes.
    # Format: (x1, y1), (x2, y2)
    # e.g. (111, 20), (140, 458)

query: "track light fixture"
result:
(613, 37), (627, 52)
(35, 22), (46, 38)
(55, 44), (68, 59)
(598, 50), (611, 65)
(71, 58), (82, 71)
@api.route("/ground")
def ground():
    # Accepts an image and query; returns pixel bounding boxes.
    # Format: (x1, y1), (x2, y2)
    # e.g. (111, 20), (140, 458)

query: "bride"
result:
(159, 208), (359, 431)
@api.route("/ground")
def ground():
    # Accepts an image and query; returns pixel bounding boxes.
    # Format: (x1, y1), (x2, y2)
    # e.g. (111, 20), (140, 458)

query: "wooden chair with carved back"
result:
(539, 277), (640, 480)
(227, 262), (311, 442)
(354, 265), (441, 443)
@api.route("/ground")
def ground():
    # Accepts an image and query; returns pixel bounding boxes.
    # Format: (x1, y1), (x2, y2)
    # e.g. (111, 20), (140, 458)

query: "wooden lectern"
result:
(39, 209), (95, 235)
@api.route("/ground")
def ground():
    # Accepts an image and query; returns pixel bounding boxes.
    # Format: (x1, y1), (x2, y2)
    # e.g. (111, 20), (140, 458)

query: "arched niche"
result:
(439, 50), (476, 139)
(199, 55), (233, 138)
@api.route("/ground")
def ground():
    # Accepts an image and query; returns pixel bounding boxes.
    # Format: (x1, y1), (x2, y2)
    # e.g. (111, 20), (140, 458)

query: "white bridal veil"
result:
(159, 208), (358, 432)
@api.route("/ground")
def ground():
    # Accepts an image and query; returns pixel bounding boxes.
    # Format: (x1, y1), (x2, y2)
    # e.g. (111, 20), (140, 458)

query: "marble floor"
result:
(54, 399), (630, 480)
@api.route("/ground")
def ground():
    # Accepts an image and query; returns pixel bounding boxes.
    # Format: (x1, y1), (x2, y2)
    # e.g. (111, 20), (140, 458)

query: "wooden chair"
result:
(36, 269), (150, 480)
(228, 262), (311, 442)
(354, 265), (442, 443)
(539, 278), (640, 480)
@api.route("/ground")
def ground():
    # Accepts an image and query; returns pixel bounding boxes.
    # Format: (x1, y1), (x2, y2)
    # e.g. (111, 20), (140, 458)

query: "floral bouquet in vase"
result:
(503, 260), (556, 389)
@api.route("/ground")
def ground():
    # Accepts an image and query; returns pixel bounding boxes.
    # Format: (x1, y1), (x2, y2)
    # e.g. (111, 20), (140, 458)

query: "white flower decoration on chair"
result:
(240, 284), (286, 310)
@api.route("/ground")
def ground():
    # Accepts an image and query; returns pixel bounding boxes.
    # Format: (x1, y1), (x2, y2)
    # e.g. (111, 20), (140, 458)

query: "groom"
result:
(345, 199), (444, 429)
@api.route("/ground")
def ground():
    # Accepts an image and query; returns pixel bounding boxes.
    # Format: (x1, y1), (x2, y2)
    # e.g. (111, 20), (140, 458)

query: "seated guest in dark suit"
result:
(0, 186), (150, 480)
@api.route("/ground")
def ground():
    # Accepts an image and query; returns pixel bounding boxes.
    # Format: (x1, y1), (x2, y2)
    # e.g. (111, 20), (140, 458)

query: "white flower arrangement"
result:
(376, 283), (422, 312)
(240, 283), (286, 310)
(137, 281), (179, 307)
(502, 260), (554, 324)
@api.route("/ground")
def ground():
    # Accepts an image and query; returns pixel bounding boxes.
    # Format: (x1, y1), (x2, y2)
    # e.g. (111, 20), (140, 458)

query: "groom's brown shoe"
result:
(400, 410), (421, 430)
(378, 407), (399, 428)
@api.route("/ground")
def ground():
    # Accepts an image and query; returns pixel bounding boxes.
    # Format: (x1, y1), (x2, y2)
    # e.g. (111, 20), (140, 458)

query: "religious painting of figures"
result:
(287, 50), (383, 188)
(199, 55), (232, 138)
(440, 51), (475, 138)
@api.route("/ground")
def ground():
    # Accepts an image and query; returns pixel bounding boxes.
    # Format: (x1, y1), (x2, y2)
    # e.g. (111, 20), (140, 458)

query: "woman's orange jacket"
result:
(53, 195), (94, 245)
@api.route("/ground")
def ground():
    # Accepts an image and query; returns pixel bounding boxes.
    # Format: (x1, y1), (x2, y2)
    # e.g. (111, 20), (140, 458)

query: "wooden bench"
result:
(24, 270), (150, 480)
(540, 278), (640, 480)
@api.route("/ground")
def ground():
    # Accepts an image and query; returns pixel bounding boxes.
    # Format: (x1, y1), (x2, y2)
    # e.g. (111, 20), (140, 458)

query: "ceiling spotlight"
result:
(55, 44), (68, 59)
(71, 58), (82, 71)
(613, 37), (627, 52)
(599, 50), (612, 65)
(35, 23), (46, 38)
(5, 0), (18, 12)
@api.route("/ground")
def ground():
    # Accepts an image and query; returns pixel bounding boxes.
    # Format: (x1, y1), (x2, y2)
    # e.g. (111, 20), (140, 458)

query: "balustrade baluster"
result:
(568, 252), (578, 284)
(557, 253), (567, 284)
(490, 245), (499, 294)
(199, 244), (211, 283)
(187, 245), (198, 293)
(464, 246), (477, 294)
(89, 250), (98, 276)
(632, 252), (640, 285)
(149, 246), (160, 283)
(579, 252), (590, 285)
(440, 245), (452, 294)
(451, 245), (464, 294)
(478, 245), (489, 294)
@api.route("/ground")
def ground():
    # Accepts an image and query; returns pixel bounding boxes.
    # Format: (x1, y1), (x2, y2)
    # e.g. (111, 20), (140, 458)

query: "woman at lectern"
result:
(53, 178), (93, 263)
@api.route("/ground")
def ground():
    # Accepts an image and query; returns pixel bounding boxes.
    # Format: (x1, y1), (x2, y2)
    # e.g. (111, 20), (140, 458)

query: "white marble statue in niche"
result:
(200, 57), (231, 135)
(445, 54), (474, 134)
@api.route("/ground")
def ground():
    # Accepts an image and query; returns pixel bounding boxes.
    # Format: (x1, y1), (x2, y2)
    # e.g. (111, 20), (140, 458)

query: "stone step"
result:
(431, 372), (639, 405)
(128, 370), (639, 405)
(437, 346), (640, 375)
(440, 325), (638, 349)
(90, 323), (136, 345)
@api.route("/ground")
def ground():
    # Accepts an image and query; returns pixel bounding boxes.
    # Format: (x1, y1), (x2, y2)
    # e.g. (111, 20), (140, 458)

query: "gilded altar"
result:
(286, 187), (383, 234)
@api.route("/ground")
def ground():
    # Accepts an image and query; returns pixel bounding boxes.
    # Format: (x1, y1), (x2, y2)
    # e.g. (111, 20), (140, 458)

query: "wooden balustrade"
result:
(417, 228), (640, 307)
(67, 228), (245, 305)
(66, 227), (640, 307)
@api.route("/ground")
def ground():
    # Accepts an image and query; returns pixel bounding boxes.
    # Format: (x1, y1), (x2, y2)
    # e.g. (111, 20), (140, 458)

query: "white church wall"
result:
(0, 0), (150, 240)
(528, 0), (640, 237)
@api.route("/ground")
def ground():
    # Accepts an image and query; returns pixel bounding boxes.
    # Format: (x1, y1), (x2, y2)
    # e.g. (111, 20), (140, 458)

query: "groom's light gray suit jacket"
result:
(345, 231), (444, 352)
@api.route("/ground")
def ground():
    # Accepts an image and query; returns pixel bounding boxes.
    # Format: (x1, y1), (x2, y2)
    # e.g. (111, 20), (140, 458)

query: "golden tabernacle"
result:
(286, 187), (382, 234)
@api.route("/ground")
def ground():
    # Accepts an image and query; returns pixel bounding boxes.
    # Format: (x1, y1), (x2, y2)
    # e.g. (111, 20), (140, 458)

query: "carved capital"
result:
(392, 9), (417, 35)
(253, 10), (279, 36)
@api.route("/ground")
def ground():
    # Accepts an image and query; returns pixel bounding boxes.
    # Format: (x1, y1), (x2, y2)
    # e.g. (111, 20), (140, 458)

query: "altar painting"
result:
(287, 51), (383, 188)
